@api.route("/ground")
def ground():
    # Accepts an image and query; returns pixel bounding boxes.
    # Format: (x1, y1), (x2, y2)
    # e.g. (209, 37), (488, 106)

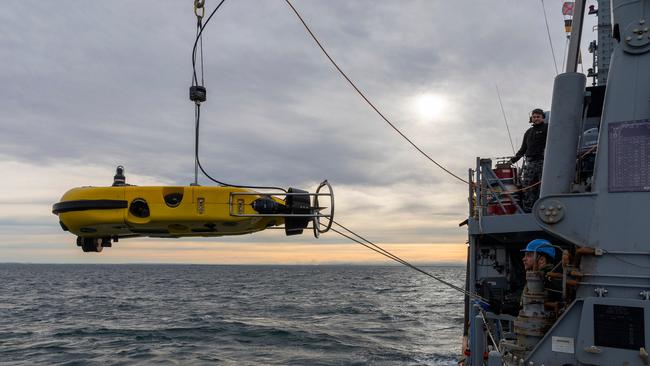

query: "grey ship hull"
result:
(463, 0), (650, 364)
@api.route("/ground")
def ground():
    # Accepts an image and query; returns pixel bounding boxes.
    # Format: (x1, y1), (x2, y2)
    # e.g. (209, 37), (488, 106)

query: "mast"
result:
(464, 1), (650, 364)
(595, 0), (614, 84)
(565, 0), (587, 72)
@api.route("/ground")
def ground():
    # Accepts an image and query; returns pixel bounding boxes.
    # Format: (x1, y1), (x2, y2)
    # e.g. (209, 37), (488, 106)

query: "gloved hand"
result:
(509, 157), (517, 164)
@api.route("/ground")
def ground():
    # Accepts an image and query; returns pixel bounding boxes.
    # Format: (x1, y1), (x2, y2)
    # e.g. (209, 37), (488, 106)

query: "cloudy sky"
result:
(1, 1), (598, 264)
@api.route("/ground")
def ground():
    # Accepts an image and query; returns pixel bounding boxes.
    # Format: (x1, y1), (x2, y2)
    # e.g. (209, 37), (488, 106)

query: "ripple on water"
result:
(0, 264), (464, 365)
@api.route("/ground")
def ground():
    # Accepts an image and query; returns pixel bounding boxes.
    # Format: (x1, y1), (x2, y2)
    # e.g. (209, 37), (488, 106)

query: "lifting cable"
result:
(188, 1), (523, 297)
(328, 220), (489, 304)
(540, 0), (560, 75)
(191, 1), (540, 191)
(190, 0), (287, 192)
(333, 216), (496, 345)
(284, 0), (469, 185)
(495, 85), (516, 156)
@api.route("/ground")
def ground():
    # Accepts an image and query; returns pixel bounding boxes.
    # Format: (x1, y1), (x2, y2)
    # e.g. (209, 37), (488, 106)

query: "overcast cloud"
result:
(1, 1), (598, 263)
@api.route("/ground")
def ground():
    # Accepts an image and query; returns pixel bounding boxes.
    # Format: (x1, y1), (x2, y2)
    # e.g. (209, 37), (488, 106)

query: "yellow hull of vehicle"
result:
(53, 186), (285, 239)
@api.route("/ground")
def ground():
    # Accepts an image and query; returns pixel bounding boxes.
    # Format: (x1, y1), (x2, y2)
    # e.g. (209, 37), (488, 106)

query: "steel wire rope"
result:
(328, 225), (486, 303)
(328, 220), (489, 304)
(190, 0), (286, 192)
(478, 310), (500, 351)
(561, 36), (570, 71)
(193, 18), (203, 183)
(540, 0), (560, 75)
(284, 0), (469, 185)
(559, 0), (570, 72)
(495, 85), (516, 155)
(191, 0), (225, 87)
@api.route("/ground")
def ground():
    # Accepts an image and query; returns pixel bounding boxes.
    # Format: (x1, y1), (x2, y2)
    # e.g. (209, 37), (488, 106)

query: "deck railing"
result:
(469, 157), (524, 218)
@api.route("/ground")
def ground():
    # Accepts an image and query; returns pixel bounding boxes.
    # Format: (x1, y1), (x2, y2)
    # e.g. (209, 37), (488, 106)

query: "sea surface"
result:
(0, 264), (465, 365)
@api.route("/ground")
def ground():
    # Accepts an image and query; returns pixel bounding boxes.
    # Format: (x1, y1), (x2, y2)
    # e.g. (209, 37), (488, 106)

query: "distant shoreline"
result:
(0, 262), (464, 267)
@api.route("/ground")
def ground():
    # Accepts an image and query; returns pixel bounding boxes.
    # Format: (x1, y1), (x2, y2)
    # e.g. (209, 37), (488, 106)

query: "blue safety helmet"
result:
(521, 239), (555, 259)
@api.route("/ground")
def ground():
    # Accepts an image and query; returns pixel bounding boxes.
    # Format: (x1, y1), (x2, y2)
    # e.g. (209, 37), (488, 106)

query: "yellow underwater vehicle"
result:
(52, 167), (333, 252)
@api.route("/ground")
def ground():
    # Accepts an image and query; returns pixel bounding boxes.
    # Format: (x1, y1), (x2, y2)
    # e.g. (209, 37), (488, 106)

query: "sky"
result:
(0, 1), (600, 264)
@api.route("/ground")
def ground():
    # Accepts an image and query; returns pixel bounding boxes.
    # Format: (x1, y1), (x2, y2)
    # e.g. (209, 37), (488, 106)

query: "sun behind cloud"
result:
(413, 93), (447, 122)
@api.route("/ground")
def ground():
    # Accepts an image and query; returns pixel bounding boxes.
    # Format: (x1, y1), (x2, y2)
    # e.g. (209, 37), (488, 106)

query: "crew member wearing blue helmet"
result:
(522, 238), (555, 272)
(520, 239), (559, 306)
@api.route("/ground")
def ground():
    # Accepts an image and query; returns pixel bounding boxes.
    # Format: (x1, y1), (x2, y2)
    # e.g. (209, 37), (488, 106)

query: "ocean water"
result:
(0, 264), (465, 365)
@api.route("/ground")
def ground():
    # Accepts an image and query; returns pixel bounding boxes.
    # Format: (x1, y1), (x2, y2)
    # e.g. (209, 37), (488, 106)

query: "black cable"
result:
(284, 0), (469, 185)
(194, 105), (287, 191)
(192, 0), (227, 87)
(200, 25), (205, 85)
(189, 1), (286, 192)
(330, 220), (488, 303)
(193, 16), (206, 88)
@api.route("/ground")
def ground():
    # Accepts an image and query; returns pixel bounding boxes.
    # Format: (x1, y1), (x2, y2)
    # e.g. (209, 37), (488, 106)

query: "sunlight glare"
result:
(414, 94), (446, 122)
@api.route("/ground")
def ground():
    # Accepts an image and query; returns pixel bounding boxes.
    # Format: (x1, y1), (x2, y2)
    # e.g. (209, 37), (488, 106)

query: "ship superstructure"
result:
(463, 0), (650, 364)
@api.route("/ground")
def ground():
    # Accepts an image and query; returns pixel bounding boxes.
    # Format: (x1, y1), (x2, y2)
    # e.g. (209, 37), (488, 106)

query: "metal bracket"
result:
(623, 18), (650, 54)
(641, 347), (649, 365)
(312, 180), (334, 238)
(584, 345), (603, 354)
(537, 199), (565, 224)
(594, 287), (608, 297)
(228, 180), (334, 238)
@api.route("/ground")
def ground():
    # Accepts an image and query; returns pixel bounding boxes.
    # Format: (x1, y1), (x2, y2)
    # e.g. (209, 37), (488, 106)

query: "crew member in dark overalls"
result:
(510, 108), (548, 212)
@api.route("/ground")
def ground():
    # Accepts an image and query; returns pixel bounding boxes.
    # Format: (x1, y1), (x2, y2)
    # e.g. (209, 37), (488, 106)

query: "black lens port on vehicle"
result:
(164, 193), (183, 208)
(129, 198), (150, 218)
